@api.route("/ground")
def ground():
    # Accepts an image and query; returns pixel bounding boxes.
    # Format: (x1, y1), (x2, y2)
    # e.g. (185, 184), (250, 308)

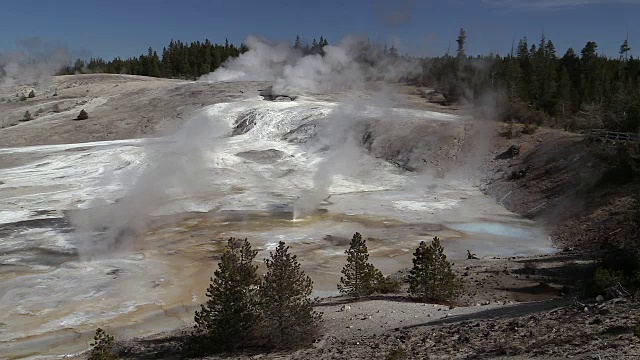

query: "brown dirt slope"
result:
(482, 125), (637, 250)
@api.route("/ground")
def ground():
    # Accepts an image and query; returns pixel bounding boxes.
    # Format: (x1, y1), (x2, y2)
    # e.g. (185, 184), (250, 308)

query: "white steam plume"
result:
(71, 110), (228, 260)
(201, 36), (298, 82)
(199, 34), (425, 220)
(200, 35), (421, 95)
(0, 37), (71, 89)
(293, 99), (369, 219)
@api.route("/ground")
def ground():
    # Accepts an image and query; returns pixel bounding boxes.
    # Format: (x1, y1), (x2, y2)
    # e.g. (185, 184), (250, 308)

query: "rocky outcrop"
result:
(231, 109), (259, 135)
(259, 86), (297, 101)
(362, 119), (464, 173)
(281, 122), (318, 143)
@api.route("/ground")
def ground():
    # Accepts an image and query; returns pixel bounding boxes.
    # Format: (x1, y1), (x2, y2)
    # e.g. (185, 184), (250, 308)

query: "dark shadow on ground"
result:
(317, 294), (414, 307)
(497, 282), (563, 296)
(401, 298), (569, 329)
(509, 251), (600, 265)
(509, 252), (599, 291)
(118, 333), (189, 360)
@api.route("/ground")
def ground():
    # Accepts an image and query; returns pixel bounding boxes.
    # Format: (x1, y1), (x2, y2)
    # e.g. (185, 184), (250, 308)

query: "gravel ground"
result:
(105, 251), (615, 360)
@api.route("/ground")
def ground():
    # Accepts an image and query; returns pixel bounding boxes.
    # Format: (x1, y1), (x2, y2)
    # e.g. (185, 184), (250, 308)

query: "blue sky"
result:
(1, 0), (639, 60)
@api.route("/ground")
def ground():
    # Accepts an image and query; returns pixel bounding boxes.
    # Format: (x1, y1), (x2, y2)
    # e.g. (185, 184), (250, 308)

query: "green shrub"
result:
(596, 244), (640, 293)
(374, 275), (402, 294)
(77, 109), (89, 120)
(522, 122), (539, 134)
(408, 237), (463, 303)
(504, 101), (549, 127)
(634, 324), (640, 338)
(22, 111), (32, 121)
(605, 143), (640, 183)
(503, 121), (516, 139)
(192, 238), (260, 353)
(338, 232), (384, 298)
(603, 248), (640, 276)
(88, 328), (117, 360)
(592, 267), (624, 295)
(385, 346), (407, 360)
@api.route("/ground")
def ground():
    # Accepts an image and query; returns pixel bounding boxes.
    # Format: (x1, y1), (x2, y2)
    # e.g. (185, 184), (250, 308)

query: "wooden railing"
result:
(588, 129), (640, 143)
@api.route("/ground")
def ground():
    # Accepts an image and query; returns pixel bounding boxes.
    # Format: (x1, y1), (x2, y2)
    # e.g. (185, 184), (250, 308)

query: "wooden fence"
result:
(588, 129), (640, 143)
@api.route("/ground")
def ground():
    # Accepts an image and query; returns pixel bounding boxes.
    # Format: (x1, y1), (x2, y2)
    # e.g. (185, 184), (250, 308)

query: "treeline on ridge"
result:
(59, 32), (640, 133)
(57, 35), (334, 80)
(58, 39), (248, 79)
(421, 29), (640, 133)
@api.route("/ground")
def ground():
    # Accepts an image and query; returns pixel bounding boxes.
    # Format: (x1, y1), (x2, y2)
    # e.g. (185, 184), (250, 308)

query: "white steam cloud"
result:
(293, 100), (366, 219)
(200, 35), (423, 218)
(71, 111), (227, 260)
(200, 35), (421, 95)
(0, 37), (71, 89)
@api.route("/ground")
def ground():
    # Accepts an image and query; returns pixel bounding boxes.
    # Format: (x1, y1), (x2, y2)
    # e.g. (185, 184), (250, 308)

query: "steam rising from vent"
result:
(71, 111), (228, 260)
(293, 100), (367, 219)
(0, 37), (71, 89)
(201, 37), (298, 83)
(200, 35), (421, 95)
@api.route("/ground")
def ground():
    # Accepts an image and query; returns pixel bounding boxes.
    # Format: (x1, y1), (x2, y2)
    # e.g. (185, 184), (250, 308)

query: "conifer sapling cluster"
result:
(192, 238), (320, 354)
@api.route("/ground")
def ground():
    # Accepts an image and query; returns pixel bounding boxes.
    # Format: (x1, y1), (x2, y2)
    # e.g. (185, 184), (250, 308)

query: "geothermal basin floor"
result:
(0, 95), (555, 358)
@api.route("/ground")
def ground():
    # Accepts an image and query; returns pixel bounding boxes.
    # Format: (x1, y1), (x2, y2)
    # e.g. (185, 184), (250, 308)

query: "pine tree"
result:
(581, 41), (598, 60)
(259, 241), (320, 349)
(538, 32), (546, 57)
(193, 238), (260, 352)
(389, 45), (398, 58)
(22, 111), (32, 121)
(28, 90), (35, 98)
(580, 41), (602, 104)
(162, 47), (173, 77)
(456, 28), (467, 59)
(88, 328), (116, 360)
(408, 237), (463, 303)
(504, 56), (524, 102)
(294, 35), (301, 49)
(556, 66), (572, 117)
(545, 40), (557, 59)
(338, 232), (384, 298)
(620, 39), (631, 61)
(516, 37), (529, 60)
(318, 36), (326, 55)
(212, 47), (222, 70)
